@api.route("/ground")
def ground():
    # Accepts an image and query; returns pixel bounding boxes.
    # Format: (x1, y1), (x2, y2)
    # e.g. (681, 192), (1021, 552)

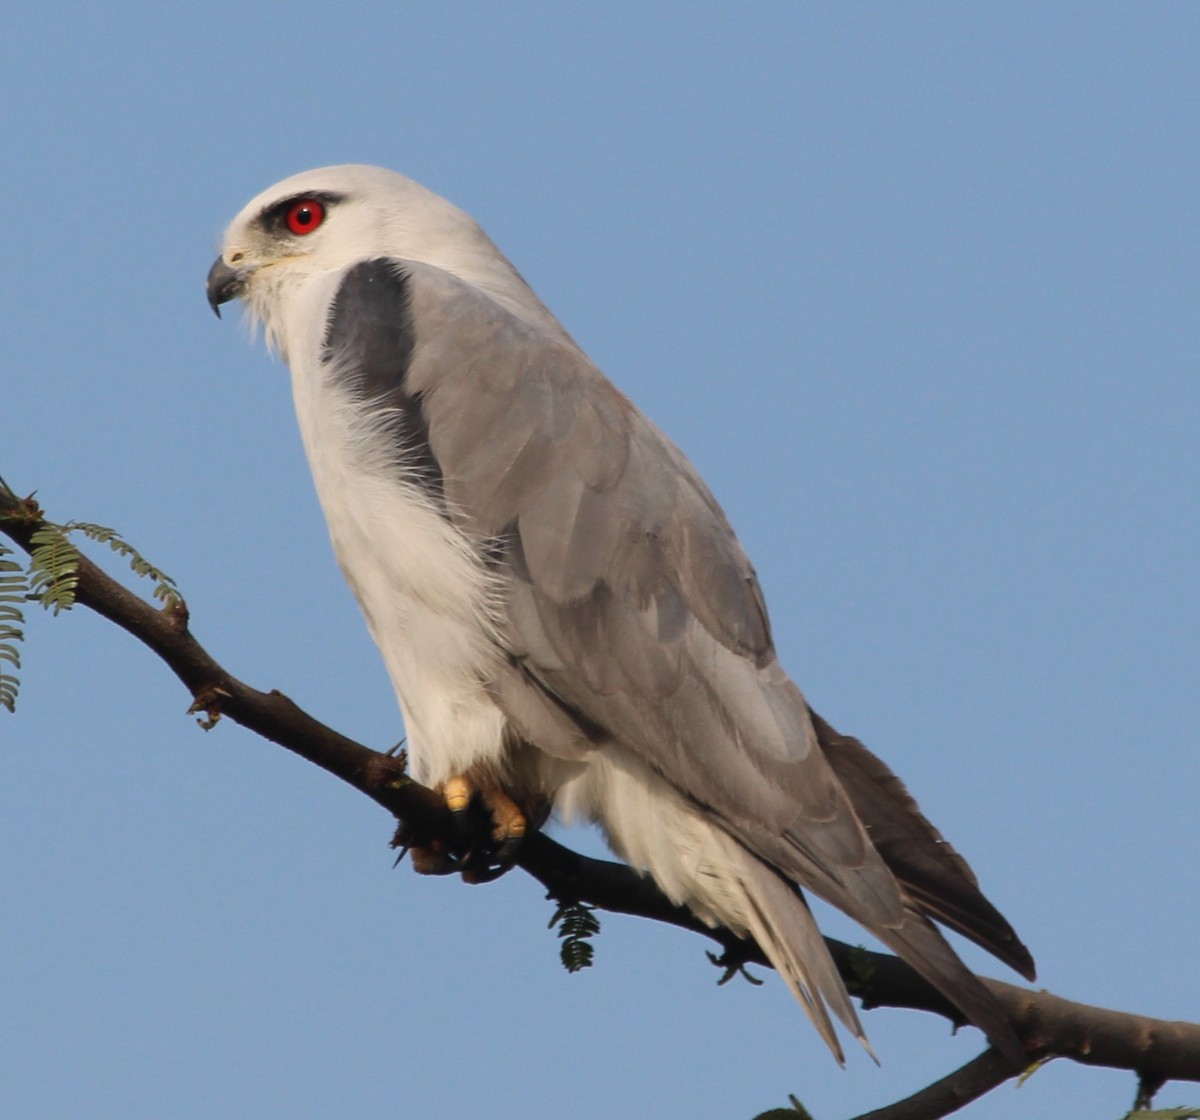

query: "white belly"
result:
(290, 365), (507, 786)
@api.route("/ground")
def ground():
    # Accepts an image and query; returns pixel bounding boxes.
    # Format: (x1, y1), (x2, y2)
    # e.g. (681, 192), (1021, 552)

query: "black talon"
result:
(461, 862), (508, 885)
(492, 833), (525, 871)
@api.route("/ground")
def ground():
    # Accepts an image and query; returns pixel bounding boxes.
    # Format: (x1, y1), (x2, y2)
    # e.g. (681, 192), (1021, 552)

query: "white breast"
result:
(280, 274), (508, 786)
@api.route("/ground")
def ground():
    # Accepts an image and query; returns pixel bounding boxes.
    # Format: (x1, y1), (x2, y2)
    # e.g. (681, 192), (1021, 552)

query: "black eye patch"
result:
(258, 190), (347, 235)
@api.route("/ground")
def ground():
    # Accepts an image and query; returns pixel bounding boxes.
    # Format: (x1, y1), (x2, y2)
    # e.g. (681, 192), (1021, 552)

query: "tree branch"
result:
(848, 1048), (1018, 1120)
(4, 485), (1198, 1116)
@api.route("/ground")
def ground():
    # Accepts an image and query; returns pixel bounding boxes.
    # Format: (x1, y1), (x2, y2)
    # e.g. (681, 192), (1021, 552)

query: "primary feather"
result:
(208, 165), (1034, 1064)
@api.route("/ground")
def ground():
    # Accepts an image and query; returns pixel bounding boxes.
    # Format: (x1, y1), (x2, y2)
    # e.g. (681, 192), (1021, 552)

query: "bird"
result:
(207, 164), (1034, 1064)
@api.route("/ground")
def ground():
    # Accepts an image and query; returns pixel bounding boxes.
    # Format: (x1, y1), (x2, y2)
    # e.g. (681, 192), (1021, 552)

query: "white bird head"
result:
(207, 164), (561, 352)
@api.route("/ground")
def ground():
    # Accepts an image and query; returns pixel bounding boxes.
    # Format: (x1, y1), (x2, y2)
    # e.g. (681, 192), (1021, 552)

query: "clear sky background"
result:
(2, 5), (1196, 1119)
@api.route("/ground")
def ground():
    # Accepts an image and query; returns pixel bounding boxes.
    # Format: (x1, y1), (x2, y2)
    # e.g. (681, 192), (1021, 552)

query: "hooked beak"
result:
(206, 256), (247, 318)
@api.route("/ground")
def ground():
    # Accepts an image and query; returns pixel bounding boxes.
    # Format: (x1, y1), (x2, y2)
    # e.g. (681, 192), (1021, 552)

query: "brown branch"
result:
(4, 485), (1199, 1116)
(0, 484), (447, 833)
(521, 832), (1200, 1085)
(849, 1048), (1019, 1120)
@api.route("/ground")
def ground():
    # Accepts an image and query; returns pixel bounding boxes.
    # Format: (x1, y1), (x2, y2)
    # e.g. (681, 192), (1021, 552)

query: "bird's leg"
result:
(407, 770), (528, 882)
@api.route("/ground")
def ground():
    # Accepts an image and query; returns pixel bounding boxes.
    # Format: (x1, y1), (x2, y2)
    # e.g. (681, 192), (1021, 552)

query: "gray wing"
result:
(343, 259), (1030, 1058)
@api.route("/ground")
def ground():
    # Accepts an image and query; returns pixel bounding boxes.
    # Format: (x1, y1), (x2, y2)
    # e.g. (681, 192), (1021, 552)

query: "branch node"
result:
(0, 486), (42, 524)
(847, 1047), (1017, 1120)
(843, 943), (877, 1004)
(1134, 1071), (1167, 1111)
(706, 943), (765, 987)
(188, 683), (232, 730)
(163, 595), (190, 631)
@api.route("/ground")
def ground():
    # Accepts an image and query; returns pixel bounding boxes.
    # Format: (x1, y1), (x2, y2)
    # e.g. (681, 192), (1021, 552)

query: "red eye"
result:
(285, 199), (325, 235)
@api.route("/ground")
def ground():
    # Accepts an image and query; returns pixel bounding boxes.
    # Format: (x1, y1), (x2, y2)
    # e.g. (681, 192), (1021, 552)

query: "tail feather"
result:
(573, 752), (870, 1062)
(735, 834), (1024, 1068)
(734, 846), (871, 1064)
(866, 906), (1027, 1069)
(570, 745), (1027, 1064)
(811, 710), (1037, 981)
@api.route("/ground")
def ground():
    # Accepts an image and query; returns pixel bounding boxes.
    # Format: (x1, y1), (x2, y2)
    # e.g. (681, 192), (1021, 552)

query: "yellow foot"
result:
(408, 773), (528, 882)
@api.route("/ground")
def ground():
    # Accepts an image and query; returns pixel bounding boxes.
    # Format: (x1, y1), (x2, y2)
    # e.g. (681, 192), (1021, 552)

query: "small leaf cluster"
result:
(549, 900), (600, 974)
(0, 510), (182, 712)
(0, 542), (26, 711)
(31, 521), (181, 611)
(28, 524), (82, 615)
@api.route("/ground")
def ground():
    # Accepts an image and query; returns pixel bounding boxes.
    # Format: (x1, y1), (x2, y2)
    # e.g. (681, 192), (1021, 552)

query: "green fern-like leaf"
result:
(68, 522), (181, 608)
(548, 900), (601, 973)
(26, 521), (183, 614)
(2, 511), (184, 709)
(0, 543), (27, 711)
(27, 525), (82, 615)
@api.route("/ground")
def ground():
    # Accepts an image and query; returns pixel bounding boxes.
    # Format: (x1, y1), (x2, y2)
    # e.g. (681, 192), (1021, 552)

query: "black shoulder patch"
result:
(323, 258), (416, 384)
(322, 258), (442, 496)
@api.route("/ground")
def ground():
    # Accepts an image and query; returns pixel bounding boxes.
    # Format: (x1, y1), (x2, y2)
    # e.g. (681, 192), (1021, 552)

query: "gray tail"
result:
(733, 848), (873, 1064)
(812, 710), (1036, 982)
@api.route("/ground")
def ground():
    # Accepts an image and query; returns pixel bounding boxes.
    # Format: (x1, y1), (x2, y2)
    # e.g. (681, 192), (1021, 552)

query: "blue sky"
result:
(2, 5), (1196, 1119)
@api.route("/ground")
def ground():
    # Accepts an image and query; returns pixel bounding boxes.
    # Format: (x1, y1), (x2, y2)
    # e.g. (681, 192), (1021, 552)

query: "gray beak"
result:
(206, 256), (245, 318)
